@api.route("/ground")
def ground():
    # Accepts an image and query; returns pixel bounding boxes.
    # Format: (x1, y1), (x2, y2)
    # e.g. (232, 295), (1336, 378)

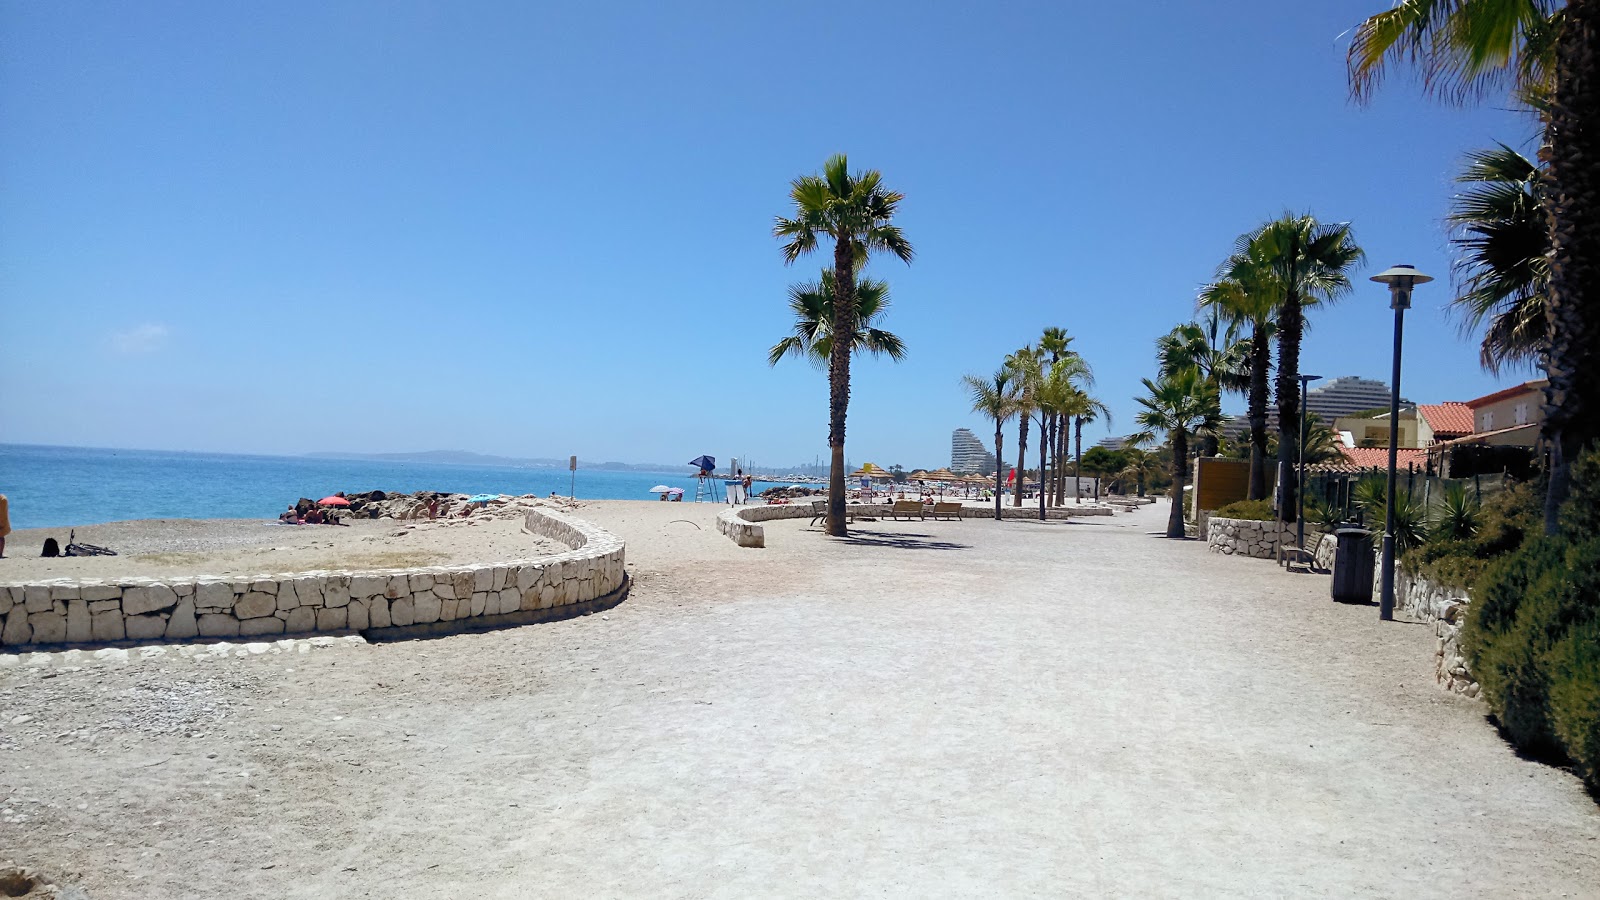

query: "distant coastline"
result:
(303, 449), (689, 473)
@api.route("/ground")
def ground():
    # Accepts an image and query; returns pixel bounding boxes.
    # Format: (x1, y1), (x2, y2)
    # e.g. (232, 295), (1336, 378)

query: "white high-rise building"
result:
(951, 428), (998, 473)
(1221, 375), (1410, 437)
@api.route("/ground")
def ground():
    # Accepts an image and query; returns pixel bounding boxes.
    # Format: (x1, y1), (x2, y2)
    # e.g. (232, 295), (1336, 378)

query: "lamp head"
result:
(1370, 264), (1432, 310)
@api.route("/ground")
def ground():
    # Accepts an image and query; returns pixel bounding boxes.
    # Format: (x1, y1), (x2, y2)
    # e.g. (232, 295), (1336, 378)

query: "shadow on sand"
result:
(831, 529), (970, 551)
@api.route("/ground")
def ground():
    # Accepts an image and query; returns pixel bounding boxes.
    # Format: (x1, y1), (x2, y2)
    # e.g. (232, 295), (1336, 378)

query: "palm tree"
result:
(1061, 387), (1111, 503)
(1033, 356), (1091, 519)
(767, 271), (907, 367)
(963, 369), (1019, 521)
(1005, 346), (1042, 507)
(1156, 321), (1251, 457)
(1132, 368), (1224, 538)
(1117, 448), (1162, 497)
(1347, 0), (1593, 533)
(1038, 327), (1075, 504)
(775, 154), (914, 537)
(1448, 142), (1549, 373)
(1250, 215), (1364, 522)
(1200, 265), (1279, 501)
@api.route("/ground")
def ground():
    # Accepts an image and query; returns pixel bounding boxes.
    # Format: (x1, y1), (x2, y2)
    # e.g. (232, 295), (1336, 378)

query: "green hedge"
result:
(1463, 450), (1600, 792)
(1214, 499), (1274, 521)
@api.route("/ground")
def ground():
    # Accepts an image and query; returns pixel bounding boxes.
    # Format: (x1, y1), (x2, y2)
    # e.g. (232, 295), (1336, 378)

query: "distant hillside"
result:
(305, 450), (687, 472)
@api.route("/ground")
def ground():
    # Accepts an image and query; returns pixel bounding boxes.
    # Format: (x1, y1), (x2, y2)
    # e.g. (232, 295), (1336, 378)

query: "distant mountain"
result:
(304, 450), (689, 472)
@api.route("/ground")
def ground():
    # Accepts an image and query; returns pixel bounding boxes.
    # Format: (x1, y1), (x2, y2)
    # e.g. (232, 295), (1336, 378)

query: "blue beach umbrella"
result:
(467, 493), (500, 503)
(687, 455), (716, 472)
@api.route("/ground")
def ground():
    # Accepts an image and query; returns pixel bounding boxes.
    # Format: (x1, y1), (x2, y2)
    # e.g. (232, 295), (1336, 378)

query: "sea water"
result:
(0, 444), (768, 529)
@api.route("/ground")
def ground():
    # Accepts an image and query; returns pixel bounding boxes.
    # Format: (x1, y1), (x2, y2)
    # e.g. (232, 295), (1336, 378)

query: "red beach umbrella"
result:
(318, 495), (351, 507)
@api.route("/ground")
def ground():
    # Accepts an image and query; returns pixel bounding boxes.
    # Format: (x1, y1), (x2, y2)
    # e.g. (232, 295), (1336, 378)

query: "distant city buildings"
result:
(1097, 435), (1134, 451)
(1221, 374), (1410, 438)
(951, 428), (998, 474)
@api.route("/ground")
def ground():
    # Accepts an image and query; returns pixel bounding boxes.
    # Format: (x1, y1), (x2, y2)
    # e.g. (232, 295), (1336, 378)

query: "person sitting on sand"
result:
(303, 507), (324, 525)
(279, 505), (300, 525)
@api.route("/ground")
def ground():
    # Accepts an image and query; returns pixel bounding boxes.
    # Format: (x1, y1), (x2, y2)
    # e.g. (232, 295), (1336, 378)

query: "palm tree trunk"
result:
(1053, 416), (1065, 504)
(825, 236), (855, 537)
(1168, 430), (1188, 538)
(1275, 233), (1303, 524)
(993, 424), (1005, 521)
(1540, 0), (1600, 534)
(1038, 417), (1048, 520)
(1247, 324), (1271, 500)
(1013, 415), (1029, 507)
(1074, 417), (1085, 504)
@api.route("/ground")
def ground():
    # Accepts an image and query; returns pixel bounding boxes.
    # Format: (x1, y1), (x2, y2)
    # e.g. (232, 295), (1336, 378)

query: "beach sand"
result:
(0, 516), (562, 581)
(2, 500), (1597, 898)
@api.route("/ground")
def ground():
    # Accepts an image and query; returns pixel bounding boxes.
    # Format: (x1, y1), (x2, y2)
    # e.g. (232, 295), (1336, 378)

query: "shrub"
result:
(1403, 481), (1541, 592)
(1433, 482), (1481, 542)
(1215, 499), (1273, 521)
(1462, 446), (1600, 793)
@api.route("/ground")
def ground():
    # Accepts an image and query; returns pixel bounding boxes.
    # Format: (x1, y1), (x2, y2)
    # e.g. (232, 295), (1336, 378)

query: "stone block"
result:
(28, 611), (67, 643)
(24, 585), (54, 613)
(385, 576), (408, 600)
(277, 583), (302, 611)
(78, 584), (120, 602)
(124, 615), (167, 640)
(91, 611), (125, 642)
(198, 614), (240, 637)
(123, 584), (179, 616)
(389, 597), (414, 627)
(249, 580), (279, 596)
(413, 593), (441, 624)
(66, 599), (92, 642)
(346, 599), (369, 631)
(174, 582), (194, 597)
(195, 581), (234, 607)
(453, 571), (474, 600)
(349, 575), (386, 598)
(408, 572), (434, 593)
(3, 609), (33, 645)
(368, 596), (391, 628)
(522, 587), (540, 612)
(284, 606), (317, 633)
(316, 606), (347, 630)
(472, 568), (493, 593)
(0, 591), (10, 617)
(432, 579), (456, 600)
(51, 585), (81, 602)
(323, 578), (350, 608)
(438, 598), (458, 621)
(241, 616), (286, 636)
(166, 599), (199, 639)
(235, 592), (277, 619)
(491, 567), (508, 591)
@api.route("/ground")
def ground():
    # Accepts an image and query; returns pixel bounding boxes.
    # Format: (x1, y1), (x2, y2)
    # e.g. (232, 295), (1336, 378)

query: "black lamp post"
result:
(1371, 264), (1433, 621)
(1296, 374), (1321, 551)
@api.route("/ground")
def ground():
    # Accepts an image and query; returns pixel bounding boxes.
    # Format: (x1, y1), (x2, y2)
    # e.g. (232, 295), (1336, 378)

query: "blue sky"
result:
(0, 1), (1537, 470)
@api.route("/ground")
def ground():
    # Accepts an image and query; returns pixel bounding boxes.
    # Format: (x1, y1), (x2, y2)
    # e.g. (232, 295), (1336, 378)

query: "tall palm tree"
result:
(963, 368), (1019, 521)
(1038, 327), (1075, 504)
(1448, 142), (1549, 372)
(1250, 215), (1364, 522)
(775, 154), (914, 537)
(1005, 346), (1042, 507)
(767, 271), (907, 367)
(1347, 0), (1594, 533)
(1033, 356), (1092, 518)
(1117, 448), (1162, 498)
(1156, 321), (1251, 457)
(1061, 386), (1111, 503)
(1200, 263), (1279, 501)
(1132, 368), (1225, 539)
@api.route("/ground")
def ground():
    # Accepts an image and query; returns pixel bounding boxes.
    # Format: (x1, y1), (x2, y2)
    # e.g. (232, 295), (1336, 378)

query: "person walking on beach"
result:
(0, 493), (9, 558)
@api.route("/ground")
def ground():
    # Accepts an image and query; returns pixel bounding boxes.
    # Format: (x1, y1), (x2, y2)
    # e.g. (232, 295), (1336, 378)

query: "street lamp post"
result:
(1371, 265), (1433, 621)
(1296, 374), (1321, 551)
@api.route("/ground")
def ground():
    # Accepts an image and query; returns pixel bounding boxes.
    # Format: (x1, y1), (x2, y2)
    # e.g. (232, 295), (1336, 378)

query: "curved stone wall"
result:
(0, 507), (625, 650)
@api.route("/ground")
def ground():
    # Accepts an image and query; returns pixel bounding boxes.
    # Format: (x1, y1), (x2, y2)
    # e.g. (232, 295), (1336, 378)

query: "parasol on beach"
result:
(318, 496), (350, 507)
(467, 493), (500, 503)
(649, 485), (674, 493)
(688, 455), (716, 472)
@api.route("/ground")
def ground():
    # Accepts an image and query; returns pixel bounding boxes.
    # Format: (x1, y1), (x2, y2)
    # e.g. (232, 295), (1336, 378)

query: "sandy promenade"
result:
(2, 500), (1597, 898)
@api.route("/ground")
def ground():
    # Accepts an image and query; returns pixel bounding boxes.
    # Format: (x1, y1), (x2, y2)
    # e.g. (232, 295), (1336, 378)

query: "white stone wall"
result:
(715, 502), (1109, 548)
(1204, 517), (1299, 558)
(0, 507), (625, 650)
(1380, 567), (1478, 698)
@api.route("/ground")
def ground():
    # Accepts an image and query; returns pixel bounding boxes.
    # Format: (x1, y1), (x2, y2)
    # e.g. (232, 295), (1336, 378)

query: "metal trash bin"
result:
(1331, 527), (1375, 604)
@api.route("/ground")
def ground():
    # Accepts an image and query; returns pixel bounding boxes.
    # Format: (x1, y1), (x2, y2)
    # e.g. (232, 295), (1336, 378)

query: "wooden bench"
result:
(889, 500), (925, 521)
(809, 498), (854, 526)
(931, 502), (963, 521)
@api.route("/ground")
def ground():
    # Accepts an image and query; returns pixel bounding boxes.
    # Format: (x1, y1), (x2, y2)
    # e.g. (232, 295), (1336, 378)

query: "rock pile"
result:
(303, 491), (556, 522)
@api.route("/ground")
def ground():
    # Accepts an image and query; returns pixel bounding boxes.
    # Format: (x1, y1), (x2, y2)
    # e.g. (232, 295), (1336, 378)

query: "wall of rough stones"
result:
(0, 507), (625, 650)
(1385, 567), (1478, 697)
(1204, 517), (1299, 558)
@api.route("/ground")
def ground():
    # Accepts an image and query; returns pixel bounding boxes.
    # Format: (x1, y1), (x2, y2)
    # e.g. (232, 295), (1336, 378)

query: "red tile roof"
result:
(1313, 447), (1429, 473)
(1466, 380), (1547, 409)
(1418, 402), (1474, 437)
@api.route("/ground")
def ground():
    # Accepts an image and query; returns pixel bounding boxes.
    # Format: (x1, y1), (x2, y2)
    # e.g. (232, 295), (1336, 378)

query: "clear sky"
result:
(0, 1), (1538, 470)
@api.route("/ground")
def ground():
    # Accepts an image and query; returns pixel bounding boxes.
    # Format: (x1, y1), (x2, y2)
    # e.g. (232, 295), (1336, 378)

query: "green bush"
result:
(1462, 448), (1600, 792)
(1404, 481), (1542, 591)
(1215, 499), (1274, 521)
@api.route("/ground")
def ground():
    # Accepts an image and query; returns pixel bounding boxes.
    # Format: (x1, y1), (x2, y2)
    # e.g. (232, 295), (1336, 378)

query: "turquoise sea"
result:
(0, 444), (772, 530)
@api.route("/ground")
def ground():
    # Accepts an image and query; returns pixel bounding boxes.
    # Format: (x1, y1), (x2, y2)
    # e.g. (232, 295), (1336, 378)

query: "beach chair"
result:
(931, 502), (963, 521)
(889, 500), (925, 521)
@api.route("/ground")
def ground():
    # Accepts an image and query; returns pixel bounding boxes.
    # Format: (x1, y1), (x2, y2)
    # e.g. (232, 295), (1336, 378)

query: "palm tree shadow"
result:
(834, 529), (970, 551)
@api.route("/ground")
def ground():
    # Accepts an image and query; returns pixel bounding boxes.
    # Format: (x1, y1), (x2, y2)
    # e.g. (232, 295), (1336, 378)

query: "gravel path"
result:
(1, 501), (1596, 897)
